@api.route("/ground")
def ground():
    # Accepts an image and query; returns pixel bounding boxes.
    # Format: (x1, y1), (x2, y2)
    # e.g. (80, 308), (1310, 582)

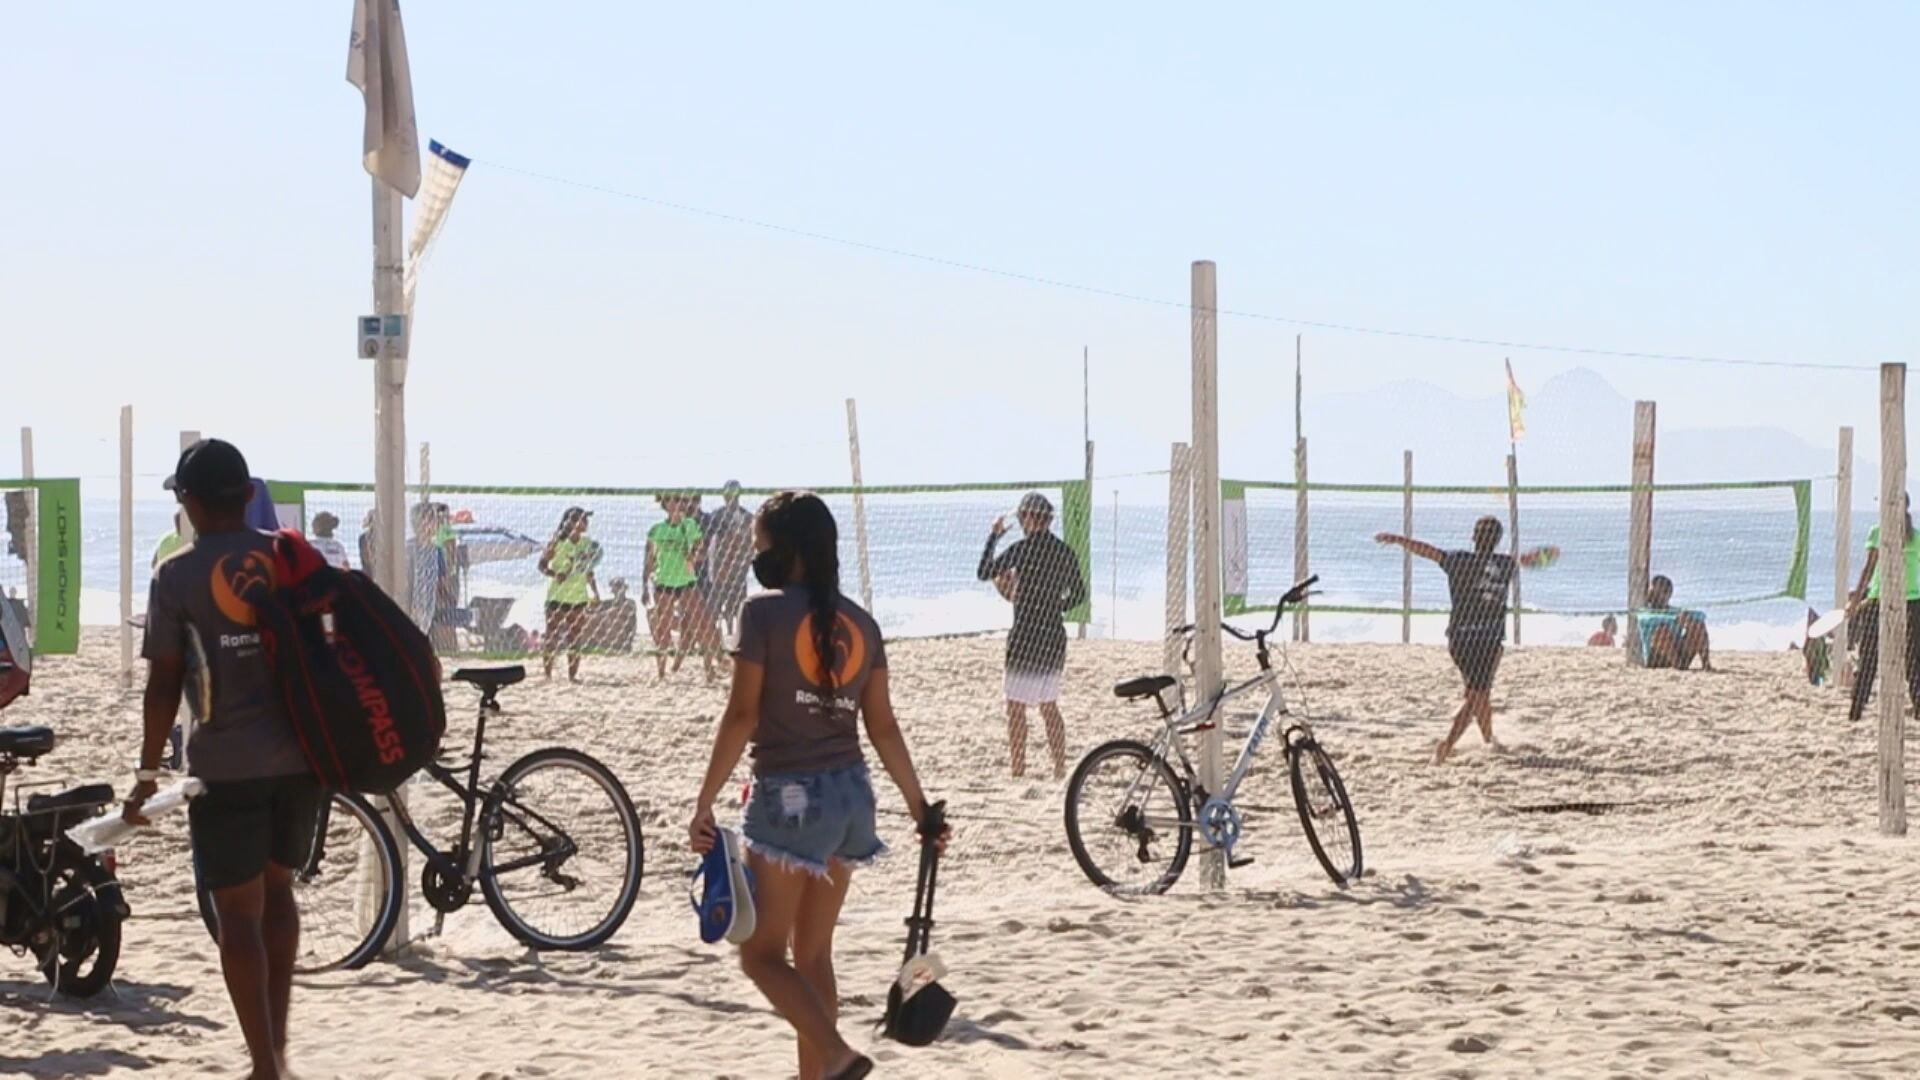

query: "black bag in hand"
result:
(881, 800), (955, 1047)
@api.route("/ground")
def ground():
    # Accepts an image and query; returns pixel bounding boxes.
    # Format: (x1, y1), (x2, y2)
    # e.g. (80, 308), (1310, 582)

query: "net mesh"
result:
(1, 485), (34, 645)
(285, 481), (1094, 666)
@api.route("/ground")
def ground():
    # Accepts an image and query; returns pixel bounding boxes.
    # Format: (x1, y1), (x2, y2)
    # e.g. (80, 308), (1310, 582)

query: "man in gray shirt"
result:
(124, 438), (315, 1080)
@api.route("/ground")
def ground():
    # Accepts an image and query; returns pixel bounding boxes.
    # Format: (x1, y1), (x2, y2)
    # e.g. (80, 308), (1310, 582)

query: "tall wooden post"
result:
(1626, 403), (1656, 665)
(1190, 261), (1226, 889)
(1402, 451), (1414, 644)
(1165, 443), (1191, 682)
(1877, 365), (1907, 836)
(844, 399), (874, 611)
(1835, 427), (1854, 688)
(119, 408), (135, 690)
(1293, 437), (1309, 642)
(1507, 451), (1522, 645)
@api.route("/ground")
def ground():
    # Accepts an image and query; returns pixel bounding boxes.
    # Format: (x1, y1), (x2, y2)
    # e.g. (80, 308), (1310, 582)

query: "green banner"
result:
(32, 479), (81, 655)
(1062, 480), (1093, 626)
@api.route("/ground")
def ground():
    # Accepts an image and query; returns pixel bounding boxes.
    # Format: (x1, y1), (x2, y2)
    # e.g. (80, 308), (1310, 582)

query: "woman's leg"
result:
(737, 855), (859, 1078)
(1038, 701), (1068, 779)
(647, 592), (672, 678)
(1903, 600), (1920, 710)
(1005, 700), (1029, 777)
(791, 861), (856, 1080)
(1851, 601), (1881, 721)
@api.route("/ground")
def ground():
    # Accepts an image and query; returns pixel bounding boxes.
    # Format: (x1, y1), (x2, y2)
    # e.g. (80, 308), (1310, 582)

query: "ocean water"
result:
(4, 487), (1848, 652)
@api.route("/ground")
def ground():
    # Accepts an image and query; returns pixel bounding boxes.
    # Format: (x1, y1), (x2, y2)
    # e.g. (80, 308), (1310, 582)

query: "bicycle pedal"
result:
(1228, 855), (1255, 869)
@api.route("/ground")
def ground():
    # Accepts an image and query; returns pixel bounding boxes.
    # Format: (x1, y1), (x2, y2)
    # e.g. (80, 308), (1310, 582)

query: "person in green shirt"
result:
(645, 494), (713, 682)
(151, 511), (186, 569)
(1847, 494), (1920, 722)
(539, 506), (602, 683)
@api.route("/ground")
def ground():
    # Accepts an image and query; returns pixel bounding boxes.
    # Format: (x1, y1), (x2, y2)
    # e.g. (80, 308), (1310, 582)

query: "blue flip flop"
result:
(690, 827), (756, 945)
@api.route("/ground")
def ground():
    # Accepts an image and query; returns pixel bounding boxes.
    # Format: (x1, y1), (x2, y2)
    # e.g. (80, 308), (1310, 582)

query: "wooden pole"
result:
(1293, 436), (1310, 643)
(419, 442), (431, 507)
(18, 428), (35, 643)
(1877, 364), (1907, 836)
(1081, 442), (1094, 640)
(1402, 450), (1414, 644)
(1082, 347), (1091, 640)
(1626, 403), (1656, 665)
(1835, 427), (1854, 689)
(1110, 490), (1119, 639)
(844, 398), (874, 611)
(1190, 261), (1226, 890)
(1165, 443), (1191, 681)
(120, 407), (134, 691)
(1507, 450), (1522, 646)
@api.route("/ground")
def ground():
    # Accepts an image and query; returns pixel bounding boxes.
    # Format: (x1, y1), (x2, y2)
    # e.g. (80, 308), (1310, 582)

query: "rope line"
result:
(477, 158), (1878, 373)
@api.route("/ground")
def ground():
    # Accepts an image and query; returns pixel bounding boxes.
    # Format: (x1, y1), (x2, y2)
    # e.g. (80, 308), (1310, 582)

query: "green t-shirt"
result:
(649, 518), (702, 588)
(546, 536), (600, 605)
(152, 531), (183, 569)
(1866, 525), (1920, 601)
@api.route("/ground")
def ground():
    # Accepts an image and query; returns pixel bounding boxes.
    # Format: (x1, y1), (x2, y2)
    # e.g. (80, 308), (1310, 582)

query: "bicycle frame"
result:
(307, 691), (575, 889)
(1144, 669), (1293, 814)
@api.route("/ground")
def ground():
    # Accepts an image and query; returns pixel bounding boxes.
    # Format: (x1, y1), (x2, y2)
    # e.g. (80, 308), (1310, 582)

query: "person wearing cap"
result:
(409, 502), (458, 653)
(123, 438), (317, 1080)
(540, 506), (602, 682)
(977, 492), (1088, 779)
(703, 480), (757, 638)
(308, 511), (351, 570)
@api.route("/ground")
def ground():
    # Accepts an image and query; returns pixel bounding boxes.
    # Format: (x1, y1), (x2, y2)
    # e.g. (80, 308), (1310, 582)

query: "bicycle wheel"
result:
(1064, 739), (1192, 895)
(1287, 737), (1363, 886)
(480, 747), (644, 949)
(35, 843), (122, 998)
(196, 791), (404, 973)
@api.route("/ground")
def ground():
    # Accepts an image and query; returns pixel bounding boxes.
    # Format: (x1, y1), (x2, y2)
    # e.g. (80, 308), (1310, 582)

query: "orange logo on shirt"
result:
(792, 612), (866, 688)
(210, 551), (276, 626)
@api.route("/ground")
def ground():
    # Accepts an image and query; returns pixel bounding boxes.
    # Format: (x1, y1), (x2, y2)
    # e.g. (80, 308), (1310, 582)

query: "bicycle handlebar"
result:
(1171, 574), (1322, 642)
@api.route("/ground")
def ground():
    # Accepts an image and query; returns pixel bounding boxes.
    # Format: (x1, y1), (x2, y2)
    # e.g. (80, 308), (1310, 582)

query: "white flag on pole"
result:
(347, 0), (421, 197)
(403, 140), (471, 317)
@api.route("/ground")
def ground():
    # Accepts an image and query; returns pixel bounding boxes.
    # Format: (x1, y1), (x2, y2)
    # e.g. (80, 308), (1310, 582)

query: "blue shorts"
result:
(741, 763), (885, 877)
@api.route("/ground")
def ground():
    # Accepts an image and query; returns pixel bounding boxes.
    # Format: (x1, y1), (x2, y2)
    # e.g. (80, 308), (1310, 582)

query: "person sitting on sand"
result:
(1587, 614), (1618, 648)
(1376, 517), (1555, 764)
(687, 491), (946, 1080)
(1641, 575), (1712, 672)
(1846, 494), (1920, 722)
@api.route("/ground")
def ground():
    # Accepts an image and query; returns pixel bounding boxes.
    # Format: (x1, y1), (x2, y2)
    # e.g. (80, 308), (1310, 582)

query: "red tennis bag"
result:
(255, 530), (446, 793)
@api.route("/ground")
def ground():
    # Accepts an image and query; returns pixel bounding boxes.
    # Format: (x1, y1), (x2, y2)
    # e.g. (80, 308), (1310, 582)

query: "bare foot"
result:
(1486, 738), (1508, 755)
(824, 1052), (873, 1080)
(1432, 741), (1454, 765)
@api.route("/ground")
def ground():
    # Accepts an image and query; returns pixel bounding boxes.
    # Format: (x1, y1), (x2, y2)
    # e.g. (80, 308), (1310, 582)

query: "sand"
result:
(5, 628), (1920, 1078)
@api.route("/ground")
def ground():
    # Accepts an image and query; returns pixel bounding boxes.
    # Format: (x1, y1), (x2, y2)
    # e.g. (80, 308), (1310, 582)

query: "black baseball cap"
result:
(163, 438), (252, 499)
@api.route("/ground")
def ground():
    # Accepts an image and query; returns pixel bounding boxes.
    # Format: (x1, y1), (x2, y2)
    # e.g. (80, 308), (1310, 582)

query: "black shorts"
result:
(189, 774), (322, 892)
(1448, 635), (1504, 692)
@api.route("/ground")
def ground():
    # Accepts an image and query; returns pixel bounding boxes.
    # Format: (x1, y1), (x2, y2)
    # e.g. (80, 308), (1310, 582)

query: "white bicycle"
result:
(1064, 575), (1363, 894)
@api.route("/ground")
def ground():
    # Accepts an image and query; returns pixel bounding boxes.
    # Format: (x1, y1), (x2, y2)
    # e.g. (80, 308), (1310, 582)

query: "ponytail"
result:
(759, 492), (843, 691)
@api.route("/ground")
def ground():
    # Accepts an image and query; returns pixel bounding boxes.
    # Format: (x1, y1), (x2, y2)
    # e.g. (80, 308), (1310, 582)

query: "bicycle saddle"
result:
(0, 725), (54, 758)
(1113, 675), (1175, 700)
(452, 666), (526, 692)
(27, 783), (115, 815)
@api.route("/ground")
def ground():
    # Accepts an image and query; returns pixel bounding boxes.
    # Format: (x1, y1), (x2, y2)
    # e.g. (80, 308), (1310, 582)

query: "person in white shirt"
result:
(309, 512), (351, 570)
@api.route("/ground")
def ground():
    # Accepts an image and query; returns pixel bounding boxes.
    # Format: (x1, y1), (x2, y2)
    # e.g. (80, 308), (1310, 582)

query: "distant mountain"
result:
(1267, 366), (1875, 498)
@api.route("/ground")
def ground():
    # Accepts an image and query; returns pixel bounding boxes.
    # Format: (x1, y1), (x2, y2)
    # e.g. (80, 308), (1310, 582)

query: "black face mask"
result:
(753, 550), (790, 589)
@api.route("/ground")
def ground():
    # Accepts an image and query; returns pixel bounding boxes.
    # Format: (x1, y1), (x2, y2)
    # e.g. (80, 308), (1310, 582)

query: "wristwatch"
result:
(133, 768), (164, 783)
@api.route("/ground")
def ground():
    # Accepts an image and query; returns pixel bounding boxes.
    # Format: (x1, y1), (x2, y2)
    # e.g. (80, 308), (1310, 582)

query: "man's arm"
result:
(976, 527), (1009, 582)
(1375, 532), (1445, 562)
(125, 651), (184, 823)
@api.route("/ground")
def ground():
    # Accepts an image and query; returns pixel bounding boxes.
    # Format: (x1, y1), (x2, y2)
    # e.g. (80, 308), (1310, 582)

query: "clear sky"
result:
(4, 1), (1914, 494)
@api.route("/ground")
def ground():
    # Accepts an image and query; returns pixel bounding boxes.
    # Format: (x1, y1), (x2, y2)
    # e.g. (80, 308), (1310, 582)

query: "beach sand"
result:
(5, 628), (1920, 1078)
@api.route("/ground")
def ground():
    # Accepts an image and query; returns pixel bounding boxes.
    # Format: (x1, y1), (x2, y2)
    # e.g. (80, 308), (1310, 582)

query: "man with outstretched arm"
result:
(1376, 516), (1554, 765)
(123, 439), (315, 1080)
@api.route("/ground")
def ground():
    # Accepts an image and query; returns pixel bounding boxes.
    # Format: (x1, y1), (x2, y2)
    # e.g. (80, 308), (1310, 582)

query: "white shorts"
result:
(1004, 668), (1064, 706)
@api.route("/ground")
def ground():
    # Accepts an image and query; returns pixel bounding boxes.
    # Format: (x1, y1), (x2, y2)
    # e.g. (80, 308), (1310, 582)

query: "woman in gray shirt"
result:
(688, 491), (945, 1080)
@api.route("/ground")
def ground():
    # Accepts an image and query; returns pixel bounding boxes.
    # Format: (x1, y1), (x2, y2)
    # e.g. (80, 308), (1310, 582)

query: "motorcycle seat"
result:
(0, 725), (54, 758)
(27, 783), (116, 816)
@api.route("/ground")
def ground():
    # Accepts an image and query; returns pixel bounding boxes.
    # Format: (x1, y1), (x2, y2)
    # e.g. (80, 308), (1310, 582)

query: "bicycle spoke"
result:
(483, 751), (641, 949)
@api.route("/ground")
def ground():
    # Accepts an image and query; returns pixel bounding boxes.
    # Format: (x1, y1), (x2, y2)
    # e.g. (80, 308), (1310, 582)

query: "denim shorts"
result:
(741, 763), (885, 877)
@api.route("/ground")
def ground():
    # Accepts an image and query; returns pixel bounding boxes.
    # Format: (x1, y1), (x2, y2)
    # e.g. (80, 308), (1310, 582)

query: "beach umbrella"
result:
(450, 525), (541, 566)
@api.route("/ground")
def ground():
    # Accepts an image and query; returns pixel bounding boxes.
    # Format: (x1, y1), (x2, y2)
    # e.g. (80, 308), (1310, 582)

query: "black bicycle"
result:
(197, 666), (644, 971)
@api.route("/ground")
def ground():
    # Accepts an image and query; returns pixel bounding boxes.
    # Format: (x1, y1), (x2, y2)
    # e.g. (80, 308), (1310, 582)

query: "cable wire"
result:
(477, 158), (1877, 373)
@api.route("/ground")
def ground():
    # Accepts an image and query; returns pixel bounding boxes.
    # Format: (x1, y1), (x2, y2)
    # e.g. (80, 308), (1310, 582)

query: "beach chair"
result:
(1630, 608), (1707, 666)
(470, 596), (518, 656)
